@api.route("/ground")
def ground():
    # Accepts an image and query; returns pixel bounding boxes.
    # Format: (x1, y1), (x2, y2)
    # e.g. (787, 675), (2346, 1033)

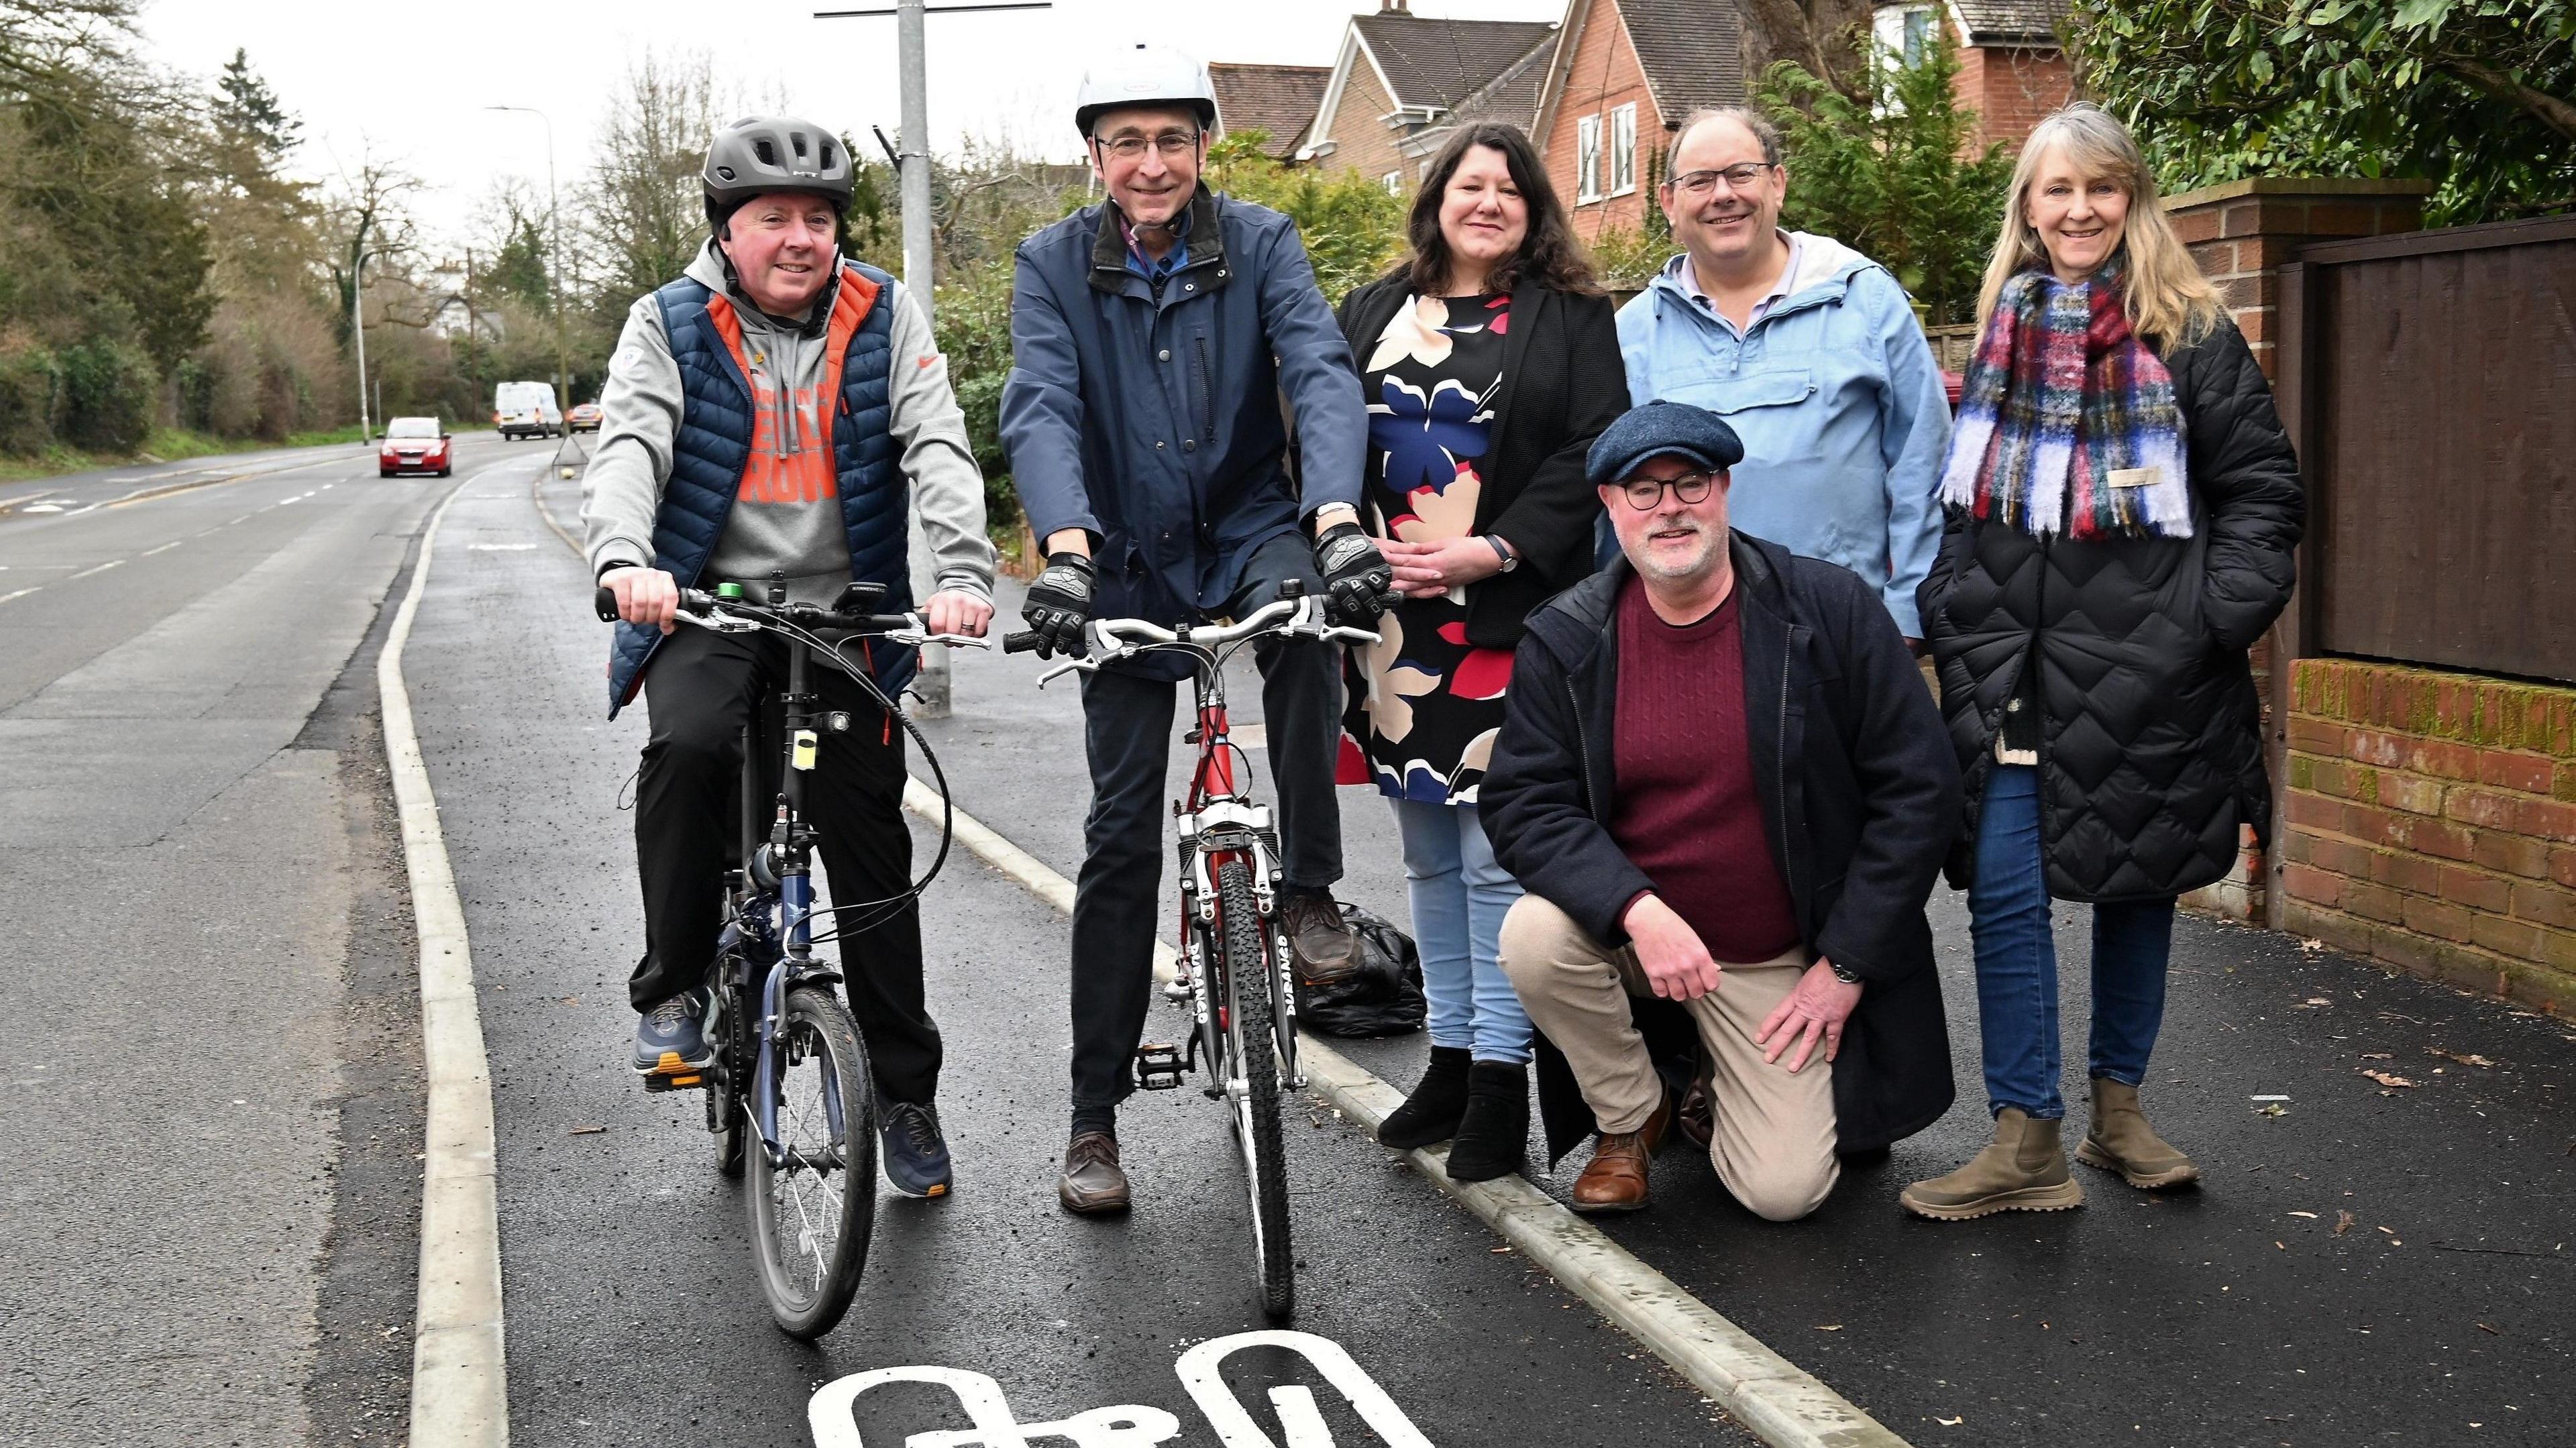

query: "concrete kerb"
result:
(899, 783), (1914, 1448)
(384, 463), (521, 1448)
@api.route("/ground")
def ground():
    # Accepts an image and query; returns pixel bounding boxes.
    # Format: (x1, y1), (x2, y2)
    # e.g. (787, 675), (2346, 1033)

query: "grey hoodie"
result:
(580, 241), (994, 606)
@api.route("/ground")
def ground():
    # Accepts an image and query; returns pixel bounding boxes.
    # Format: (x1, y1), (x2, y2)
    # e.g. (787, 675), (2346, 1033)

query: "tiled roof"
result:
(1949, 0), (2070, 46)
(1617, 0), (1746, 122)
(1354, 13), (1561, 111)
(1450, 31), (1561, 131)
(1209, 63), (1332, 158)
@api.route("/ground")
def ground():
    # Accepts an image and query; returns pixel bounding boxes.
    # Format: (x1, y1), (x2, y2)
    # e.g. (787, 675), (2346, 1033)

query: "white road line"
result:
(142, 541), (182, 557)
(382, 461), (527, 1448)
(0, 587), (40, 605)
(66, 559), (125, 579)
(896, 781), (1915, 1448)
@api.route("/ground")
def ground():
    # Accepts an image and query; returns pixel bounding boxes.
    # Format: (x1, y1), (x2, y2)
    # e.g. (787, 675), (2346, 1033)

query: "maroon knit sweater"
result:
(1608, 575), (1802, 964)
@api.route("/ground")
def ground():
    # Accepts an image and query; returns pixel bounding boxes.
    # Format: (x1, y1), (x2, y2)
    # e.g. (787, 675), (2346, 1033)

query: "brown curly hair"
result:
(1401, 123), (1601, 298)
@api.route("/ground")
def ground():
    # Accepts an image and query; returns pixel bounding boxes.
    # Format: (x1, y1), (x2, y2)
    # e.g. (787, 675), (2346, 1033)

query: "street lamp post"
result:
(484, 105), (572, 424)
(350, 241), (372, 441)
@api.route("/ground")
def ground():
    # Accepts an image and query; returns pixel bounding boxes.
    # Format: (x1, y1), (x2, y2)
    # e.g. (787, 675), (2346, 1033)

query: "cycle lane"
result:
(405, 473), (1761, 1444)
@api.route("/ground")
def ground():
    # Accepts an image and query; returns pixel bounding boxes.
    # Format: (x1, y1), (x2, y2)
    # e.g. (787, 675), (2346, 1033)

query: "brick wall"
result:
(2163, 178), (2431, 380)
(2278, 659), (2576, 1011)
(1951, 46), (2070, 153)
(1313, 58), (1411, 188)
(1544, 3), (1660, 239)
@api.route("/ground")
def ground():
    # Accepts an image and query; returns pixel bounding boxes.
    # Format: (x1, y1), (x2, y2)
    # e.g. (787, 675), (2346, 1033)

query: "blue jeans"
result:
(1391, 799), (1530, 1064)
(1968, 766), (2177, 1119)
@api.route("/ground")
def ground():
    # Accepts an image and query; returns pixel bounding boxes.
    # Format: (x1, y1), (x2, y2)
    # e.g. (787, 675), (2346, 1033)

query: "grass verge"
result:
(0, 425), (494, 487)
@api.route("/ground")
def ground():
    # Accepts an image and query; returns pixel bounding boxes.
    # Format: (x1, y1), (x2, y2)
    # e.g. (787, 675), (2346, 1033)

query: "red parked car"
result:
(380, 416), (453, 477)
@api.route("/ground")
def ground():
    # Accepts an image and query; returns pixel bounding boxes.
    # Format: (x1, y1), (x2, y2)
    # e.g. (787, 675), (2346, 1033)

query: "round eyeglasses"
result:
(1615, 470), (1719, 510)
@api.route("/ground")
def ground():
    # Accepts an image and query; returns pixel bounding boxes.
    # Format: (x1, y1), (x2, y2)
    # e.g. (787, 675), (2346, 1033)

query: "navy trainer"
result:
(878, 1098), (953, 1199)
(631, 991), (713, 1075)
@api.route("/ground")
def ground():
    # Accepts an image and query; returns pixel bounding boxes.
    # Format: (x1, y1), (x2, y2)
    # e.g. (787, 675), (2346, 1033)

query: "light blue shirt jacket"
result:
(1615, 234), (1949, 635)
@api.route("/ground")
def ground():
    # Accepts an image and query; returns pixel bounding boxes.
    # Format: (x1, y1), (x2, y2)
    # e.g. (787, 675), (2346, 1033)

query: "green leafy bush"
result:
(0, 341), (62, 455)
(55, 339), (154, 452)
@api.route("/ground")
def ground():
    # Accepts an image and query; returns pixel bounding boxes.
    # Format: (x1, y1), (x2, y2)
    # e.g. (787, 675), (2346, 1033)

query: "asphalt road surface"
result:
(7, 431), (2569, 1447)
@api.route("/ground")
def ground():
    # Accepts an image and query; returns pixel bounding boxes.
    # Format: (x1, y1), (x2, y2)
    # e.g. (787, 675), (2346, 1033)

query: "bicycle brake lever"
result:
(885, 614), (996, 649)
(1322, 626), (1383, 647)
(1034, 655), (1099, 688)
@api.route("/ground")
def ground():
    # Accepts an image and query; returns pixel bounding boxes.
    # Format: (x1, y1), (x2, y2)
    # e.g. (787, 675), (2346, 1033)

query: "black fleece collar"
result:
(1087, 186), (1226, 293)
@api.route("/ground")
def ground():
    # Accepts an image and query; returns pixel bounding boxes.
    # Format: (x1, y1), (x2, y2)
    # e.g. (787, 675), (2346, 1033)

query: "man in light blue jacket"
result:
(1615, 107), (1948, 642)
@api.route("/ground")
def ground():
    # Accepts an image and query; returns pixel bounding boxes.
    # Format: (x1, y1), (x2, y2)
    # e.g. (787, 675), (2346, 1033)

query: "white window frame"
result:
(1609, 103), (1638, 196)
(1873, 3), (1937, 70)
(1381, 170), (1403, 195)
(1576, 113), (1603, 203)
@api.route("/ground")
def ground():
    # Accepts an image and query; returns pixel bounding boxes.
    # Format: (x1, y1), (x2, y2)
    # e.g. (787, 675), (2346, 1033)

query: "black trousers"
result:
(1069, 532), (1343, 1119)
(629, 622), (942, 1105)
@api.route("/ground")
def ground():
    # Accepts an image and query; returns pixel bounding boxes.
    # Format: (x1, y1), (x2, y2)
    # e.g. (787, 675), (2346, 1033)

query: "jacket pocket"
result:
(1700, 369), (1817, 416)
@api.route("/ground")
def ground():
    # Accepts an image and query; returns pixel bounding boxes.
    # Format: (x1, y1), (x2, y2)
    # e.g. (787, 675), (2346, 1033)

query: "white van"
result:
(494, 381), (562, 440)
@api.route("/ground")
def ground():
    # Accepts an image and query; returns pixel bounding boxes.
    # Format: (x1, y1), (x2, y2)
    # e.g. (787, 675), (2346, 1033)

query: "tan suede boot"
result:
(2076, 1078), (2202, 1189)
(1898, 1109), (2085, 1220)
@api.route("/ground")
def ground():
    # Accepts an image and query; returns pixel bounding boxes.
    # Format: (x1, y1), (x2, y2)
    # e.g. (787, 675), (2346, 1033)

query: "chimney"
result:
(1381, 0), (1409, 12)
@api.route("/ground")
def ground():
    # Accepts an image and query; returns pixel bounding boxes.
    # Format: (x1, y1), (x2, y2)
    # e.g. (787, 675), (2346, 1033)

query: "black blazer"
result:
(1336, 274), (1629, 648)
(1482, 534), (1964, 1156)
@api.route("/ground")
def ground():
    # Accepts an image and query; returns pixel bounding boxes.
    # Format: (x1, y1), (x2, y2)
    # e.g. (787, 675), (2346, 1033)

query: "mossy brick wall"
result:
(2278, 658), (2576, 1012)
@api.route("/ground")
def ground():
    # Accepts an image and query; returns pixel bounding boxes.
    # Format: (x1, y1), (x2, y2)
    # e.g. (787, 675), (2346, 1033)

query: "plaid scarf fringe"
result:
(1937, 265), (2192, 541)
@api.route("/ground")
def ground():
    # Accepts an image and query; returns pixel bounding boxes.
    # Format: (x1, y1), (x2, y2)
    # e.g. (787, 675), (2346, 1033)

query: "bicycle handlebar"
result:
(1014, 597), (1379, 685)
(592, 586), (992, 649)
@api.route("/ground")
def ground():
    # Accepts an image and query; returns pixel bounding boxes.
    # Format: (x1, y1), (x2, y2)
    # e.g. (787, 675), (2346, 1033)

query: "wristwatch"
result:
(1829, 959), (1862, 985)
(1482, 535), (1519, 573)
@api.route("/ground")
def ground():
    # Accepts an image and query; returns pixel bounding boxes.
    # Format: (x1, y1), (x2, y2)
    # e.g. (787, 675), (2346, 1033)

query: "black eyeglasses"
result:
(1094, 130), (1201, 162)
(1668, 163), (1776, 197)
(1614, 471), (1719, 510)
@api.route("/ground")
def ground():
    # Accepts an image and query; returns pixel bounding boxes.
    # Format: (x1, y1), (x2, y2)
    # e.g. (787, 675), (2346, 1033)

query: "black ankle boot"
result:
(1442, 1060), (1529, 1183)
(1377, 1046), (1472, 1150)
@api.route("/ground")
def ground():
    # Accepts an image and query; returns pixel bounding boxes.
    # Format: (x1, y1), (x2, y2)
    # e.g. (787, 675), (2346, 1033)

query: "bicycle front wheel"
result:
(745, 985), (877, 1338)
(1216, 856), (1295, 1319)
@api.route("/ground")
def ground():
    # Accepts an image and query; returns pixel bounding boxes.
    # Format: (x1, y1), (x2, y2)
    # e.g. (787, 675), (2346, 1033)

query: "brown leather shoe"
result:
(1570, 1095), (1670, 1215)
(1282, 890), (1360, 985)
(1057, 1131), (1130, 1215)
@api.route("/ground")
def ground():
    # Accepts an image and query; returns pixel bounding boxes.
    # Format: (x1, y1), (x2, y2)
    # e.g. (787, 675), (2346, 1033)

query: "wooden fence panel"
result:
(2305, 217), (2576, 683)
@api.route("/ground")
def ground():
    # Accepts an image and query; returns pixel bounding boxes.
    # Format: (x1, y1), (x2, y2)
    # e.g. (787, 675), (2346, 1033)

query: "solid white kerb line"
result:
(896, 781), (1914, 1448)
(383, 463), (519, 1448)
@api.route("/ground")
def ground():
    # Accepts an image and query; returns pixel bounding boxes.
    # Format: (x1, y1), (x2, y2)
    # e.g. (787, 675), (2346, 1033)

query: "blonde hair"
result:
(1974, 103), (2223, 352)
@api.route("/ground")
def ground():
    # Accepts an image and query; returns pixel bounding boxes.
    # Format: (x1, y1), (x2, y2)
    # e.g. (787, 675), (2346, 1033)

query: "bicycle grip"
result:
(1002, 630), (1044, 654)
(594, 586), (619, 622)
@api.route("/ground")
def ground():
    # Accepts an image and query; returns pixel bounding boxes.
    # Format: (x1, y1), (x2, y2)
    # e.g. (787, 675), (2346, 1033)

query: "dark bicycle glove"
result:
(1020, 551), (1097, 659)
(1312, 520), (1397, 627)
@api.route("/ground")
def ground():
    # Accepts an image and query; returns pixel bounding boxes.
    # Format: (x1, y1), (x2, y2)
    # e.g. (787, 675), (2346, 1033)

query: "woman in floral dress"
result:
(1333, 123), (1629, 1180)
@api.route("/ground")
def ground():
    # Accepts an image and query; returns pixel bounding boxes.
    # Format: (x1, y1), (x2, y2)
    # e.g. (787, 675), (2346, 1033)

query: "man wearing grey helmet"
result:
(584, 115), (996, 1201)
(1001, 43), (1385, 1215)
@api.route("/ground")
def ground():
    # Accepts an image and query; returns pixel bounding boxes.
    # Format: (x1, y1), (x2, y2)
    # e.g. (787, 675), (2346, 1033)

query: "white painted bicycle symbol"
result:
(808, 1329), (1432, 1448)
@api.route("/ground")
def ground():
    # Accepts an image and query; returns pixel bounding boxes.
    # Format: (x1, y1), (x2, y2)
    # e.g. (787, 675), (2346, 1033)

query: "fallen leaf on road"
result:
(2361, 1069), (2417, 1088)
(570, 1125), (607, 1135)
(2428, 1048), (2495, 1067)
(559, 996), (579, 1005)
(2360, 1052), (2393, 1060)
(1937, 1417), (1964, 1427)
(1816, 1324), (1843, 1331)
(2297, 997), (2331, 1008)
(2476, 1322), (2501, 1335)
(1489, 1245), (1512, 1254)
(2257, 1103), (2289, 1117)
(2275, 1241), (2287, 1250)
(2335, 1211), (2356, 1235)
(2300, 938), (2324, 952)
(2289, 1211), (2318, 1219)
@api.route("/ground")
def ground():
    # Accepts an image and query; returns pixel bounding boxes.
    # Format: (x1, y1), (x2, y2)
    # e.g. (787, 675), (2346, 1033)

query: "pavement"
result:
(6, 430), (2570, 1447)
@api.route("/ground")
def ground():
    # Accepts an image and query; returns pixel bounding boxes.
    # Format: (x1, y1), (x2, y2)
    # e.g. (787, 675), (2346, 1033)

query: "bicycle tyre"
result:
(1216, 856), (1295, 1319)
(745, 985), (877, 1338)
(711, 968), (748, 1180)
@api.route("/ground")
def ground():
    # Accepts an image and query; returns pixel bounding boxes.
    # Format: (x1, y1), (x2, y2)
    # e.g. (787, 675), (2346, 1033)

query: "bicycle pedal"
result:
(1134, 1042), (1187, 1091)
(641, 1051), (710, 1093)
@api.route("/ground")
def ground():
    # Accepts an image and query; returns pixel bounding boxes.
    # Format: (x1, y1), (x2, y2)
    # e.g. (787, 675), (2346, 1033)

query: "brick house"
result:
(1209, 63), (1331, 160)
(1872, 1), (2073, 152)
(1529, 0), (1746, 239)
(1296, 0), (1560, 192)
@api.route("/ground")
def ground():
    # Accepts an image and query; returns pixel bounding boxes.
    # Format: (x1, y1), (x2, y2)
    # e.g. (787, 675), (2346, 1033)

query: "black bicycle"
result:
(1006, 583), (1377, 1318)
(596, 576), (985, 1337)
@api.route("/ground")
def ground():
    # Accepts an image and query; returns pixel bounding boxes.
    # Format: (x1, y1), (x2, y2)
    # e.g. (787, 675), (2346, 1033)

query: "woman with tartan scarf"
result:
(1901, 105), (2304, 1221)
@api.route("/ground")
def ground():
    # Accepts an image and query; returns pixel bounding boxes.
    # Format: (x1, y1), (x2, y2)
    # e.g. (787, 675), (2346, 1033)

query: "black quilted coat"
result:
(1919, 316), (2304, 901)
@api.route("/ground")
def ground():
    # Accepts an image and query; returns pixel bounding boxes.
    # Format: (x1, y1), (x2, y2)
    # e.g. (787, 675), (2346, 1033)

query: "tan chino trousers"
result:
(1499, 895), (1839, 1221)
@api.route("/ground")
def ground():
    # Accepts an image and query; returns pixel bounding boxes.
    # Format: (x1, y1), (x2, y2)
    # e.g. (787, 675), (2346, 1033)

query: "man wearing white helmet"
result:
(1002, 43), (1385, 1215)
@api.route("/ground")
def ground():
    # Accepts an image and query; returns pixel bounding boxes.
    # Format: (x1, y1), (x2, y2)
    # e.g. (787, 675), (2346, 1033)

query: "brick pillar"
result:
(2159, 179), (2432, 920)
(2163, 178), (2432, 380)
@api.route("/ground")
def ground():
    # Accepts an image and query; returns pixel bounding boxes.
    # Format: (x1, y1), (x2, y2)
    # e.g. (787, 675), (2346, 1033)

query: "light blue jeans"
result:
(1391, 799), (1531, 1064)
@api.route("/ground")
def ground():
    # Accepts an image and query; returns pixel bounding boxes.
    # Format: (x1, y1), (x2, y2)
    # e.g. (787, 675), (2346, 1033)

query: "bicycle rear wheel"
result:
(1216, 856), (1295, 1319)
(745, 985), (877, 1338)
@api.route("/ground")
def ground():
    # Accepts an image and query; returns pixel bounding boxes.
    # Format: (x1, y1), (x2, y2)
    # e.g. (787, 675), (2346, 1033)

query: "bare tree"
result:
(321, 148), (421, 343)
(1736, 0), (1879, 103)
(581, 48), (724, 315)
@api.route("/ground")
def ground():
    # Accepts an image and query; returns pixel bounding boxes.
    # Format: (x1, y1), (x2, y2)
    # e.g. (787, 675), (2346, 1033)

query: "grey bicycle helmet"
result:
(703, 115), (853, 229)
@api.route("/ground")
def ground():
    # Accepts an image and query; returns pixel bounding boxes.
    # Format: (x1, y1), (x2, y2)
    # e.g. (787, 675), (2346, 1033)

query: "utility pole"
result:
(816, 0), (1051, 718)
(351, 237), (372, 441)
(485, 106), (571, 417)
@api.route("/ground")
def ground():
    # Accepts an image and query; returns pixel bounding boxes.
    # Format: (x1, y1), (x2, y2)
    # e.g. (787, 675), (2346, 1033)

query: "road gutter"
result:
(900, 781), (1912, 1448)
(381, 469), (513, 1447)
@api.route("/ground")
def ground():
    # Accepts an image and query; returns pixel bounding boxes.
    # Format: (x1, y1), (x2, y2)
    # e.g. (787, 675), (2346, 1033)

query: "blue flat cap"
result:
(1585, 400), (1746, 487)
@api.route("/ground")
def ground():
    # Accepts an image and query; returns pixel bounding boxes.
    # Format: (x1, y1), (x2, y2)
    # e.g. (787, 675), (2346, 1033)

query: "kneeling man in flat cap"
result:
(1481, 400), (1962, 1220)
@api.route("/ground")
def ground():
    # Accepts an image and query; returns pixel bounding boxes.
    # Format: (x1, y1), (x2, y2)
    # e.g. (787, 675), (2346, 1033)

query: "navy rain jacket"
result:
(1001, 188), (1364, 640)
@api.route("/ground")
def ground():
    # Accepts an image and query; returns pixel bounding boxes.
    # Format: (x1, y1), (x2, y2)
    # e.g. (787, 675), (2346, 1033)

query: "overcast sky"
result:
(138, 0), (1565, 255)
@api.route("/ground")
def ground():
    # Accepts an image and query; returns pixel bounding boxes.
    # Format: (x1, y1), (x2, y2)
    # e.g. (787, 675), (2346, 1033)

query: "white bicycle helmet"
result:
(1072, 42), (1218, 139)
